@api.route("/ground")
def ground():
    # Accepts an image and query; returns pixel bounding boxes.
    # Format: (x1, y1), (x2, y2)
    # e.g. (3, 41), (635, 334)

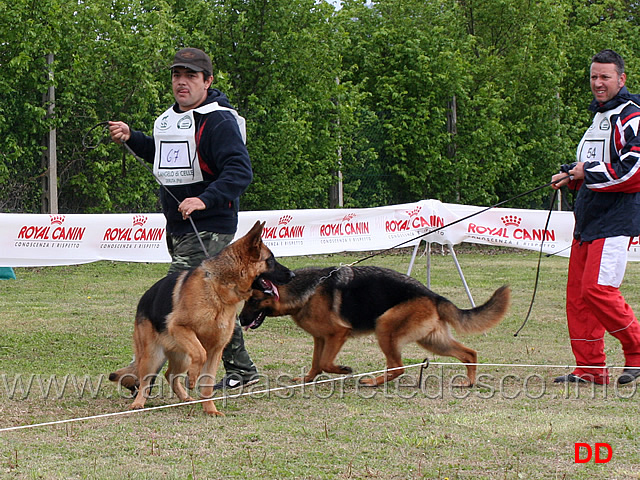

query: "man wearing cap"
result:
(109, 47), (259, 391)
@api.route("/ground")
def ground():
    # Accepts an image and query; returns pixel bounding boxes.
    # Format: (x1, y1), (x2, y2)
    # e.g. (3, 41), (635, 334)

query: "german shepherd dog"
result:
(240, 266), (510, 386)
(109, 221), (293, 415)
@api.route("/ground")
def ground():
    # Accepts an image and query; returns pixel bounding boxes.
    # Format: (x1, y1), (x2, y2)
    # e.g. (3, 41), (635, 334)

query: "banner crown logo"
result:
(406, 207), (421, 218)
(49, 214), (65, 225)
(501, 215), (521, 227)
(133, 215), (147, 227)
(278, 215), (292, 226)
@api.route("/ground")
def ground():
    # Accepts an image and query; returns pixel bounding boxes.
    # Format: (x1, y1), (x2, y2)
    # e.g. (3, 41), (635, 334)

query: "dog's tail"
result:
(437, 285), (511, 334)
(108, 361), (139, 394)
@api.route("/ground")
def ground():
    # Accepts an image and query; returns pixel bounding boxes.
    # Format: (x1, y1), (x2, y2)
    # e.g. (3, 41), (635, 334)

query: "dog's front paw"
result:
(202, 401), (225, 416)
(129, 401), (145, 410)
(451, 378), (473, 388)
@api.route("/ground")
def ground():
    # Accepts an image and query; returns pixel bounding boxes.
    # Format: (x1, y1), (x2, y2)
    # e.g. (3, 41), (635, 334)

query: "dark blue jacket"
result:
(561, 87), (640, 242)
(127, 89), (253, 236)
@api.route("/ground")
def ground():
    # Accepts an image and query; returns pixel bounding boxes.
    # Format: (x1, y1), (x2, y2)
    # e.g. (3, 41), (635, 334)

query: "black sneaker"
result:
(213, 373), (259, 390)
(553, 373), (589, 384)
(617, 368), (640, 385)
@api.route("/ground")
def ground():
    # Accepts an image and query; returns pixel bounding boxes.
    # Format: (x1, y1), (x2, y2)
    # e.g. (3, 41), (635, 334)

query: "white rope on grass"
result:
(0, 360), (632, 434)
(428, 361), (629, 370)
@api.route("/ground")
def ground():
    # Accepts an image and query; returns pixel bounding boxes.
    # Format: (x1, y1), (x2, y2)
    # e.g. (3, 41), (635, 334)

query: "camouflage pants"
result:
(166, 231), (257, 377)
(166, 231), (234, 274)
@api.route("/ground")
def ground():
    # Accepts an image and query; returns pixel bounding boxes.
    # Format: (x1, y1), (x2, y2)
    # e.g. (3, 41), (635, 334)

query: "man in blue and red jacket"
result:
(109, 47), (259, 391)
(552, 49), (640, 385)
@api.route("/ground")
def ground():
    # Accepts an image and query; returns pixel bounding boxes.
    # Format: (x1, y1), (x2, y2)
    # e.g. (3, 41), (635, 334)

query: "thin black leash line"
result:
(83, 121), (210, 258)
(311, 176), (571, 324)
(513, 188), (557, 337)
(347, 176), (571, 268)
(514, 181), (581, 335)
(85, 120), (569, 269)
(545, 239), (579, 258)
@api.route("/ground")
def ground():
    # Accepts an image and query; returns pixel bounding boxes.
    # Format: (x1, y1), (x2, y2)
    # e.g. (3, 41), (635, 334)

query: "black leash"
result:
(350, 176), (570, 267)
(322, 176), (571, 338)
(83, 121), (210, 258)
(346, 175), (570, 337)
(513, 188), (558, 337)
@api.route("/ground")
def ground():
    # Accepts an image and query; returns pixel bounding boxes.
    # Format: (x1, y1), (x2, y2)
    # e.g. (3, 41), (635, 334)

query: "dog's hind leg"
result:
(128, 320), (166, 410)
(317, 329), (352, 376)
(360, 333), (405, 386)
(359, 310), (410, 386)
(164, 352), (194, 404)
(130, 344), (166, 410)
(417, 335), (478, 386)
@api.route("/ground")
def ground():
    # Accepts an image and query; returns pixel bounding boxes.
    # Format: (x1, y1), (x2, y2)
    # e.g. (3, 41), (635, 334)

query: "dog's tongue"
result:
(245, 311), (266, 331)
(263, 279), (279, 301)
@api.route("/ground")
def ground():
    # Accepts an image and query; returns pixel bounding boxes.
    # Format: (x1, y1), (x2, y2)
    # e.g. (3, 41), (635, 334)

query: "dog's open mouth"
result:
(245, 310), (266, 331)
(243, 277), (280, 331)
(255, 277), (280, 301)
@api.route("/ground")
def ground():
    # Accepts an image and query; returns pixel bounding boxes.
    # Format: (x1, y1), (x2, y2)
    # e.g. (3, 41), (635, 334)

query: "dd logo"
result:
(574, 443), (613, 464)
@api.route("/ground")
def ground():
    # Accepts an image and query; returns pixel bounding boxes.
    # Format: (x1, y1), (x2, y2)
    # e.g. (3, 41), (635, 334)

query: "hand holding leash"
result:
(84, 121), (211, 258)
(551, 167), (580, 189)
(107, 121), (131, 144)
(179, 198), (206, 219)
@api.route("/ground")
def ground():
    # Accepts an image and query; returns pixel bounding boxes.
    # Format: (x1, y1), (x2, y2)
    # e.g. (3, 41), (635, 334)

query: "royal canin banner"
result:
(3, 200), (640, 267)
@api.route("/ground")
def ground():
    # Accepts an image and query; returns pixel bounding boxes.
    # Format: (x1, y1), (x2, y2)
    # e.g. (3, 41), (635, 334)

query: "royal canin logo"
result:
(17, 215), (85, 241)
(501, 215), (521, 227)
(278, 215), (293, 226)
(102, 215), (164, 242)
(385, 206), (444, 233)
(468, 216), (554, 241)
(50, 214), (66, 225)
(320, 213), (370, 237)
(406, 207), (421, 218)
(263, 215), (305, 239)
(132, 215), (148, 227)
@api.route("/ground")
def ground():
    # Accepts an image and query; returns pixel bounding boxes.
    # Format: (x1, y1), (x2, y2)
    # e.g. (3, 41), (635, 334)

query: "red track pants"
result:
(566, 237), (640, 384)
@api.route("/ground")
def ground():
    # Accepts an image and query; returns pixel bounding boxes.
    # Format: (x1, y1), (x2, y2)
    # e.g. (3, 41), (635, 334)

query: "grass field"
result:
(1, 245), (639, 479)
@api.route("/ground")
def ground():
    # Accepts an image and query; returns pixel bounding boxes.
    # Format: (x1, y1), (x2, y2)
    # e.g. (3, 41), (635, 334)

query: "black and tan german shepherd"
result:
(109, 221), (293, 415)
(240, 266), (510, 387)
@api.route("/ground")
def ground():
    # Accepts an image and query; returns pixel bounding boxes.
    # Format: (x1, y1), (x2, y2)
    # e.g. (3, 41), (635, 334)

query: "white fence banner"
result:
(3, 200), (640, 267)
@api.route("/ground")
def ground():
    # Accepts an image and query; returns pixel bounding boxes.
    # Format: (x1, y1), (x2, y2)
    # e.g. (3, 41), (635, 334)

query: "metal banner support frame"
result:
(406, 241), (475, 308)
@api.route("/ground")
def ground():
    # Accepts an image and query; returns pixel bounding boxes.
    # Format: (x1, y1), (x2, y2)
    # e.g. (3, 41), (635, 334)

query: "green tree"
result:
(0, 0), (64, 212)
(338, 0), (473, 206)
(338, 0), (574, 208)
(188, 0), (347, 210)
(5, 0), (640, 215)
(53, 0), (176, 213)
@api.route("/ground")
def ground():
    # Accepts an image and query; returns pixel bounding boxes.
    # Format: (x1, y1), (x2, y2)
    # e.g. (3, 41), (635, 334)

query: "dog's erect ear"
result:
(245, 220), (265, 257)
(246, 221), (265, 242)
